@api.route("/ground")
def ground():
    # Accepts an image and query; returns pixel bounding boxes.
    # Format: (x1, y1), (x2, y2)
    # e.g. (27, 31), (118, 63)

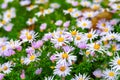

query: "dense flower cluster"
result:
(0, 0), (120, 80)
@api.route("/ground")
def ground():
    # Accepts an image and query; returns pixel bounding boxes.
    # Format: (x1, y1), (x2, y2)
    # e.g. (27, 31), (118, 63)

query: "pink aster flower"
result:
(16, 46), (22, 51)
(62, 46), (74, 53)
(40, 23), (47, 32)
(55, 20), (63, 26)
(35, 68), (42, 75)
(50, 55), (57, 62)
(63, 21), (70, 28)
(31, 40), (43, 49)
(20, 70), (25, 80)
(26, 47), (35, 54)
(93, 69), (102, 78)
(77, 42), (87, 49)
(71, 1), (79, 6)
(0, 73), (5, 80)
(42, 33), (53, 41)
(1, 3), (8, 9)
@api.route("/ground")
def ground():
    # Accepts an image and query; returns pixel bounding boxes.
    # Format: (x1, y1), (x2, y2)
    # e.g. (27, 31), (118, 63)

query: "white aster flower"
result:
(26, 17), (37, 25)
(54, 64), (71, 77)
(55, 52), (76, 65)
(102, 69), (119, 80)
(72, 73), (90, 80)
(77, 19), (92, 29)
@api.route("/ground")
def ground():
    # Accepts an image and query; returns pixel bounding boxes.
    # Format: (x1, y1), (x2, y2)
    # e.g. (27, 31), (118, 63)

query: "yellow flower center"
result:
(68, 8), (73, 12)
(30, 5), (34, 8)
(7, 13), (11, 18)
(2, 46), (6, 51)
(94, 43), (100, 50)
(87, 33), (92, 38)
(109, 71), (115, 77)
(88, 14), (92, 17)
(103, 40), (108, 45)
(62, 53), (68, 59)
(93, 5), (99, 10)
(71, 31), (77, 36)
(27, 34), (32, 40)
(112, 45), (116, 51)
(78, 78), (84, 80)
(117, 59), (120, 65)
(3, 66), (8, 71)
(1, 20), (6, 25)
(59, 66), (66, 72)
(103, 28), (109, 32)
(50, 66), (55, 69)
(111, 35), (115, 39)
(86, 51), (90, 55)
(26, 32), (32, 40)
(59, 31), (63, 35)
(57, 37), (64, 42)
(75, 13), (79, 17)
(101, 23), (106, 27)
(76, 36), (81, 40)
(20, 59), (24, 64)
(82, 22), (87, 27)
(40, 0), (44, 2)
(29, 19), (33, 23)
(117, 5), (120, 9)
(29, 55), (35, 61)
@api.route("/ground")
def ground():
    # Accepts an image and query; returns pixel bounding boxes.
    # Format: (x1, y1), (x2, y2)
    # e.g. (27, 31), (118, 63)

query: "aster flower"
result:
(54, 63), (71, 77)
(20, 70), (25, 80)
(26, 17), (37, 25)
(85, 29), (98, 42)
(70, 10), (81, 18)
(45, 8), (54, 15)
(77, 19), (92, 29)
(23, 52), (40, 65)
(35, 68), (42, 75)
(63, 21), (70, 28)
(20, 0), (31, 6)
(1, 61), (14, 74)
(80, 0), (91, 7)
(55, 20), (63, 26)
(26, 5), (38, 11)
(93, 69), (102, 78)
(97, 19), (111, 29)
(87, 42), (105, 53)
(72, 73), (90, 80)
(82, 11), (99, 18)
(50, 3), (61, 9)
(91, 3), (101, 10)
(55, 51), (76, 65)
(51, 33), (68, 47)
(0, 73), (5, 80)
(109, 55), (120, 71)
(74, 33), (87, 45)
(40, 23), (47, 32)
(31, 40), (44, 49)
(35, 0), (48, 4)
(8, 39), (22, 50)
(111, 3), (120, 10)
(102, 69), (119, 80)
(44, 76), (54, 80)
(93, 0), (103, 3)
(42, 33), (52, 41)
(71, 1), (79, 6)
(20, 29), (38, 43)
(0, 43), (12, 56)
(3, 23), (14, 32)
(63, 8), (78, 15)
